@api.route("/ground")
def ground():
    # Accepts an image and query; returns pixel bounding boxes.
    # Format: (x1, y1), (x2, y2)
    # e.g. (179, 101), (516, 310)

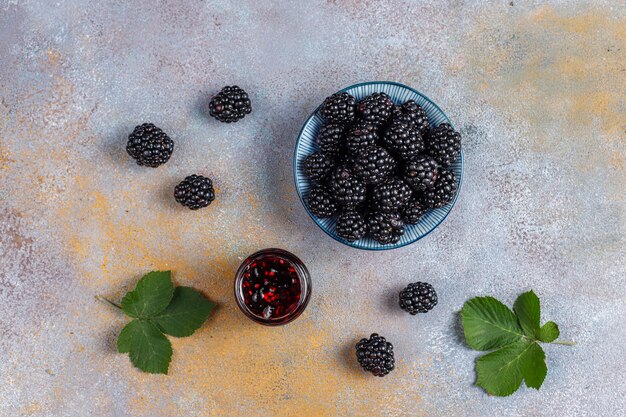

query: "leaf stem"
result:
(95, 295), (122, 310)
(551, 340), (576, 346)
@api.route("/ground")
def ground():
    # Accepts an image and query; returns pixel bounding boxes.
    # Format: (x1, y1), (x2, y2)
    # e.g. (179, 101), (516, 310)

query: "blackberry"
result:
(329, 166), (367, 209)
(345, 122), (378, 154)
(367, 212), (404, 245)
(403, 156), (439, 191)
(209, 86), (252, 123)
(401, 198), (428, 224)
(126, 123), (174, 167)
(320, 92), (356, 124)
(302, 151), (336, 183)
(355, 334), (395, 377)
(336, 210), (367, 242)
(352, 145), (396, 185)
(399, 282), (438, 314)
(372, 178), (412, 213)
(316, 123), (345, 154)
(307, 185), (338, 218)
(421, 169), (457, 208)
(174, 175), (215, 210)
(395, 100), (430, 135)
(382, 122), (424, 161)
(426, 123), (461, 167)
(357, 93), (394, 125)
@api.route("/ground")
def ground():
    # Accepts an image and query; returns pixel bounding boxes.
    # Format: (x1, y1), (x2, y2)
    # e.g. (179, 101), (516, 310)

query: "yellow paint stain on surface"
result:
(463, 5), (625, 142)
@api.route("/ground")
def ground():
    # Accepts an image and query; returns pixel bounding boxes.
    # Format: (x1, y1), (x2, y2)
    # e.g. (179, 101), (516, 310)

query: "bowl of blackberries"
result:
(294, 81), (463, 250)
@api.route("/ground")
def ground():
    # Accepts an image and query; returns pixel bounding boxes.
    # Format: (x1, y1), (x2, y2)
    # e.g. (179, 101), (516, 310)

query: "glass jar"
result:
(234, 248), (311, 326)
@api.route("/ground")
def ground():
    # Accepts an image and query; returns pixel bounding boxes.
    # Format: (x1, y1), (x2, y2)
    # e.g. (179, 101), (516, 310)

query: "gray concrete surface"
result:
(0, 0), (624, 416)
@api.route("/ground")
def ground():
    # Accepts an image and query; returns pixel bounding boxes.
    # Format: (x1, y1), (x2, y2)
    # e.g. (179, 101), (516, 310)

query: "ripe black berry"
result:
(367, 212), (404, 245)
(174, 175), (215, 210)
(399, 282), (438, 314)
(316, 123), (345, 154)
(320, 92), (356, 124)
(209, 86), (252, 123)
(345, 122), (378, 154)
(426, 123), (461, 167)
(382, 122), (424, 161)
(401, 198), (427, 224)
(307, 185), (338, 218)
(329, 166), (367, 209)
(394, 100), (430, 135)
(335, 210), (367, 242)
(357, 93), (394, 125)
(371, 177), (412, 213)
(126, 123), (174, 167)
(403, 156), (439, 191)
(352, 145), (396, 185)
(302, 151), (336, 183)
(421, 168), (457, 208)
(356, 333), (395, 377)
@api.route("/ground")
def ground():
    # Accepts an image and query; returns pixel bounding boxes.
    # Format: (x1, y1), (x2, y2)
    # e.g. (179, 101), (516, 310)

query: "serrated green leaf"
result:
(117, 319), (172, 374)
(121, 271), (174, 318)
(153, 287), (215, 337)
(513, 290), (541, 338)
(117, 320), (135, 353)
(461, 296), (524, 351)
(476, 340), (530, 396)
(537, 321), (560, 343)
(522, 342), (547, 389)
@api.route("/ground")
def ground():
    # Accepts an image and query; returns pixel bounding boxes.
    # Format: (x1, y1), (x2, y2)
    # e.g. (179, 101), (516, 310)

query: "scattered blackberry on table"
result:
(302, 151), (336, 183)
(320, 92), (356, 124)
(345, 122), (378, 154)
(336, 210), (367, 242)
(316, 123), (345, 154)
(401, 198), (428, 224)
(403, 156), (439, 191)
(399, 282), (438, 314)
(352, 145), (396, 185)
(174, 175), (215, 210)
(126, 123), (174, 167)
(367, 212), (404, 244)
(394, 100), (430, 135)
(382, 121), (424, 161)
(372, 177), (412, 213)
(208, 86), (251, 123)
(357, 92), (394, 125)
(307, 185), (338, 218)
(421, 168), (458, 208)
(356, 333), (395, 377)
(426, 123), (461, 167)
(329, 166), (367, 209)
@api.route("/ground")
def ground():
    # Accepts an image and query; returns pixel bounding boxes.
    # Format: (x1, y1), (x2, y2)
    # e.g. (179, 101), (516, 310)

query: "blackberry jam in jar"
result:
(234, 248), (311, 325)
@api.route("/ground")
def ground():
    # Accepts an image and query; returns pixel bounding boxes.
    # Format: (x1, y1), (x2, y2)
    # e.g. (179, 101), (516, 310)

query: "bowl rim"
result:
(293, 80), (464, 251)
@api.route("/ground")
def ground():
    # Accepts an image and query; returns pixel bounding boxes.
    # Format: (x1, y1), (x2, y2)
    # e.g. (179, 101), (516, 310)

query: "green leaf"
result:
(476, 340), (530, 396)
(117, 319), (172, 374)
(513, 290), (541, 338)
(461, 296), (524, 351)
(522, 342), (547, 389)
(121, 271), (174, 318)
(153, 287), (215, 337)
(537, 321), (560, 343)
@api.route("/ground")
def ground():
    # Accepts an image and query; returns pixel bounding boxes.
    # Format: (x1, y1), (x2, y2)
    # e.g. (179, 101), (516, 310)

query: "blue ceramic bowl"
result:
(294, 81), (463, 250)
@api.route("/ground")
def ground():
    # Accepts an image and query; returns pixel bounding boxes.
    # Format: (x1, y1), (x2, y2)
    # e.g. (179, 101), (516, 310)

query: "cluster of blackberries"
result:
(356, 281), (438, 377)
(302, 91), (461, 245)
(126, 87), (251, 210)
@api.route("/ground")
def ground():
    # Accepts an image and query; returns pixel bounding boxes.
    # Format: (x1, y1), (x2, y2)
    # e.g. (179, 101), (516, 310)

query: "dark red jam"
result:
(235, 248), (311, 325)
(241, 255), (301, 319)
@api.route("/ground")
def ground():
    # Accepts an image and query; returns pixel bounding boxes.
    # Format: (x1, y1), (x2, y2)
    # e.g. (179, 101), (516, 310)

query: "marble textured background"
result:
(0, 1), (624, 416)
